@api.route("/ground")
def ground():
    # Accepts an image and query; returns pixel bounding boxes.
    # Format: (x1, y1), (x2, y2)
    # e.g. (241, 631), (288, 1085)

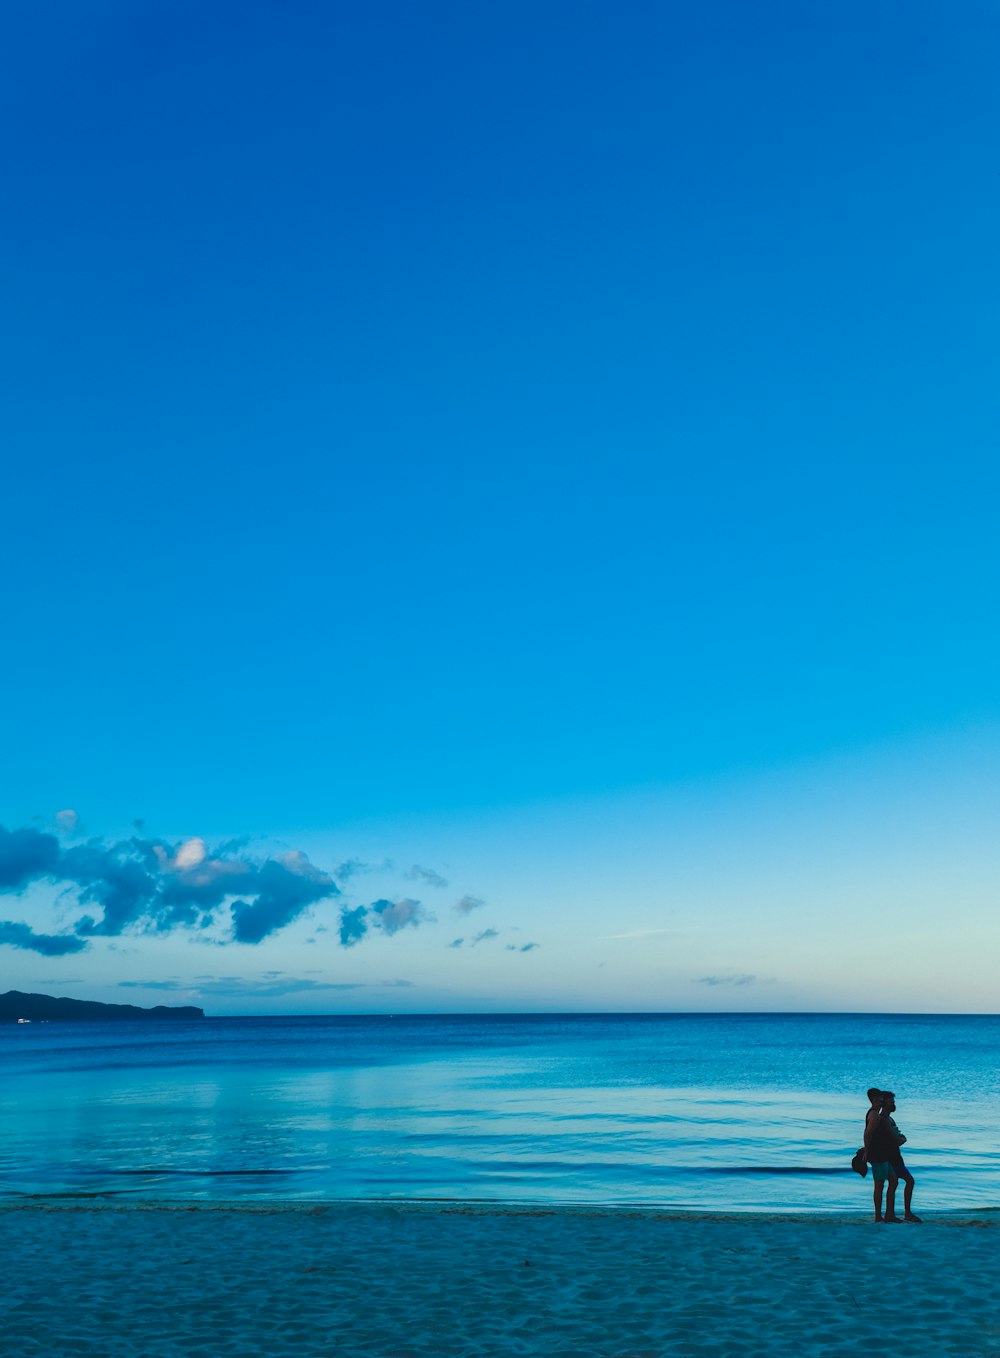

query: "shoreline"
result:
(3, 1194), (999, 1220)
(3, 1200), (998, 1356)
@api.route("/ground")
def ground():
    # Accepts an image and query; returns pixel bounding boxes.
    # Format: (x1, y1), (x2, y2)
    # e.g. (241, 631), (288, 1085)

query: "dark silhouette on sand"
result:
(881, 1090), (920, 1221)
(863, 1087), (920, 1222)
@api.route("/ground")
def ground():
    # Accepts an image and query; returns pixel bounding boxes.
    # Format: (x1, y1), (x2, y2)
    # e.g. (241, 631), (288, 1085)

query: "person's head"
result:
(882, 1091), (895, 1111)
(867, 1087), (882, 1107)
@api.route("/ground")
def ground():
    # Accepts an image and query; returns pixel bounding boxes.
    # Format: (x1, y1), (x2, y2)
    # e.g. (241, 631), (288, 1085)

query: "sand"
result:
(1, 1201), (998, 1357)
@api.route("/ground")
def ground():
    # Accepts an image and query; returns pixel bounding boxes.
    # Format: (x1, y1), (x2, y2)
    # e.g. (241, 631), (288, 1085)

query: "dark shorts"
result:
(890, 1155), (910, 1178)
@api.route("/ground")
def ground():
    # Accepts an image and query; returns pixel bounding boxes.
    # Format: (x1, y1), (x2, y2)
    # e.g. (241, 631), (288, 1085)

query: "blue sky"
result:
(2, 1), (998, 1012)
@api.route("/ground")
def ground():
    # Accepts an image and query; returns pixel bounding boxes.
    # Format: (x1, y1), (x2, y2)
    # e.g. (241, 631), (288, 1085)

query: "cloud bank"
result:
(0, 825), (61, 890)
(0, 919), (88, 956)
(405, 865), (448, 889)
(0, 823), (434, 956)
(118, 975), (417, 999)
(335, 897), (432, 948)
(0, 820), (508, 961)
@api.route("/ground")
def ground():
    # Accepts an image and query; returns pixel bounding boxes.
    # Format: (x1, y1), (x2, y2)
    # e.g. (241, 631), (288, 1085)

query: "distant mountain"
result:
(0, 990), (205, 1022)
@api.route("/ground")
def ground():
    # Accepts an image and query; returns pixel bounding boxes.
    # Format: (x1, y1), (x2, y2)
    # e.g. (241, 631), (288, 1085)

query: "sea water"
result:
(2, 1013), (997, 1211)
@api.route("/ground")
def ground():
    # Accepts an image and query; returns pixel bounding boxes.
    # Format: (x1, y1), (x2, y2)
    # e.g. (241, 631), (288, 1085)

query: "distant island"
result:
(0, 990), (205, 1022)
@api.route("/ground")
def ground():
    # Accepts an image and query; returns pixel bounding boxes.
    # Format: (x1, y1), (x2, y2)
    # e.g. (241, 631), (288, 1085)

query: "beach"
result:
(2, 1202), (998, 1357)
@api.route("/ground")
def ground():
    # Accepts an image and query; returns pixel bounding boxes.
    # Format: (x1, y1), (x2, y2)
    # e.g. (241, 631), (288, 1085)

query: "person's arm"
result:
(887, 1116), (906, 1145)
(863, 1108), (880, 1157)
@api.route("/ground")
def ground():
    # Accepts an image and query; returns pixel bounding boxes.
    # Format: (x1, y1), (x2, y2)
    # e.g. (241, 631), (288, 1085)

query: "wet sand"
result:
(1, 1201), (998, 1356)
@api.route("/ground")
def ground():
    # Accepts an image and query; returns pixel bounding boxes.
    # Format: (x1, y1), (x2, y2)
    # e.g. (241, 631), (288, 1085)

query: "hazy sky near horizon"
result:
(3, 1), (999, 1013)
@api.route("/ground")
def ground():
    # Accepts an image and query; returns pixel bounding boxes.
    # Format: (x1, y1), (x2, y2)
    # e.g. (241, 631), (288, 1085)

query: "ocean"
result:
(2, 1013), (997, 1212)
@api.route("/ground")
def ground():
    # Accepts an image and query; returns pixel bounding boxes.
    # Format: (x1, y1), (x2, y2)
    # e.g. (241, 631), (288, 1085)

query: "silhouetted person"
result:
(864, 1087), (898, 1221)
(881, 1090), (921, 1222)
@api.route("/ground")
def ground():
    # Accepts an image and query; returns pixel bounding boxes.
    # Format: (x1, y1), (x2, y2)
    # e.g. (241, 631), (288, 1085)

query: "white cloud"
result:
(174, 837), (207, 870)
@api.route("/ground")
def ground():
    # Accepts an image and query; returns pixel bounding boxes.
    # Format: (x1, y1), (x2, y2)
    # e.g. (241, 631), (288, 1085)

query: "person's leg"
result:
(900, 1169), (920, 1221)
(871, 1166), (888, 1221)
(872, 1175), (884, 1221)
(883, 1170), (899, 1221)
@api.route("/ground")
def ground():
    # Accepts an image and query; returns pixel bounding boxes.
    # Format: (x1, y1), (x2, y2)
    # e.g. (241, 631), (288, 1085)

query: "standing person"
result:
(881, 1091), (921, 1222)
(863, 1087), (899, 1222)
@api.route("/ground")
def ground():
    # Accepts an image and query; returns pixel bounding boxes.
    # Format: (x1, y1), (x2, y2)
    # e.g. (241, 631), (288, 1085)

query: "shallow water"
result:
(2, 1013), (997, 1210)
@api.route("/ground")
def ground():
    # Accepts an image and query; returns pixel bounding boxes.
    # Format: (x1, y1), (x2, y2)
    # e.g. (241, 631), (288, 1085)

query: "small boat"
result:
(17, 1018), (31, 1024)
